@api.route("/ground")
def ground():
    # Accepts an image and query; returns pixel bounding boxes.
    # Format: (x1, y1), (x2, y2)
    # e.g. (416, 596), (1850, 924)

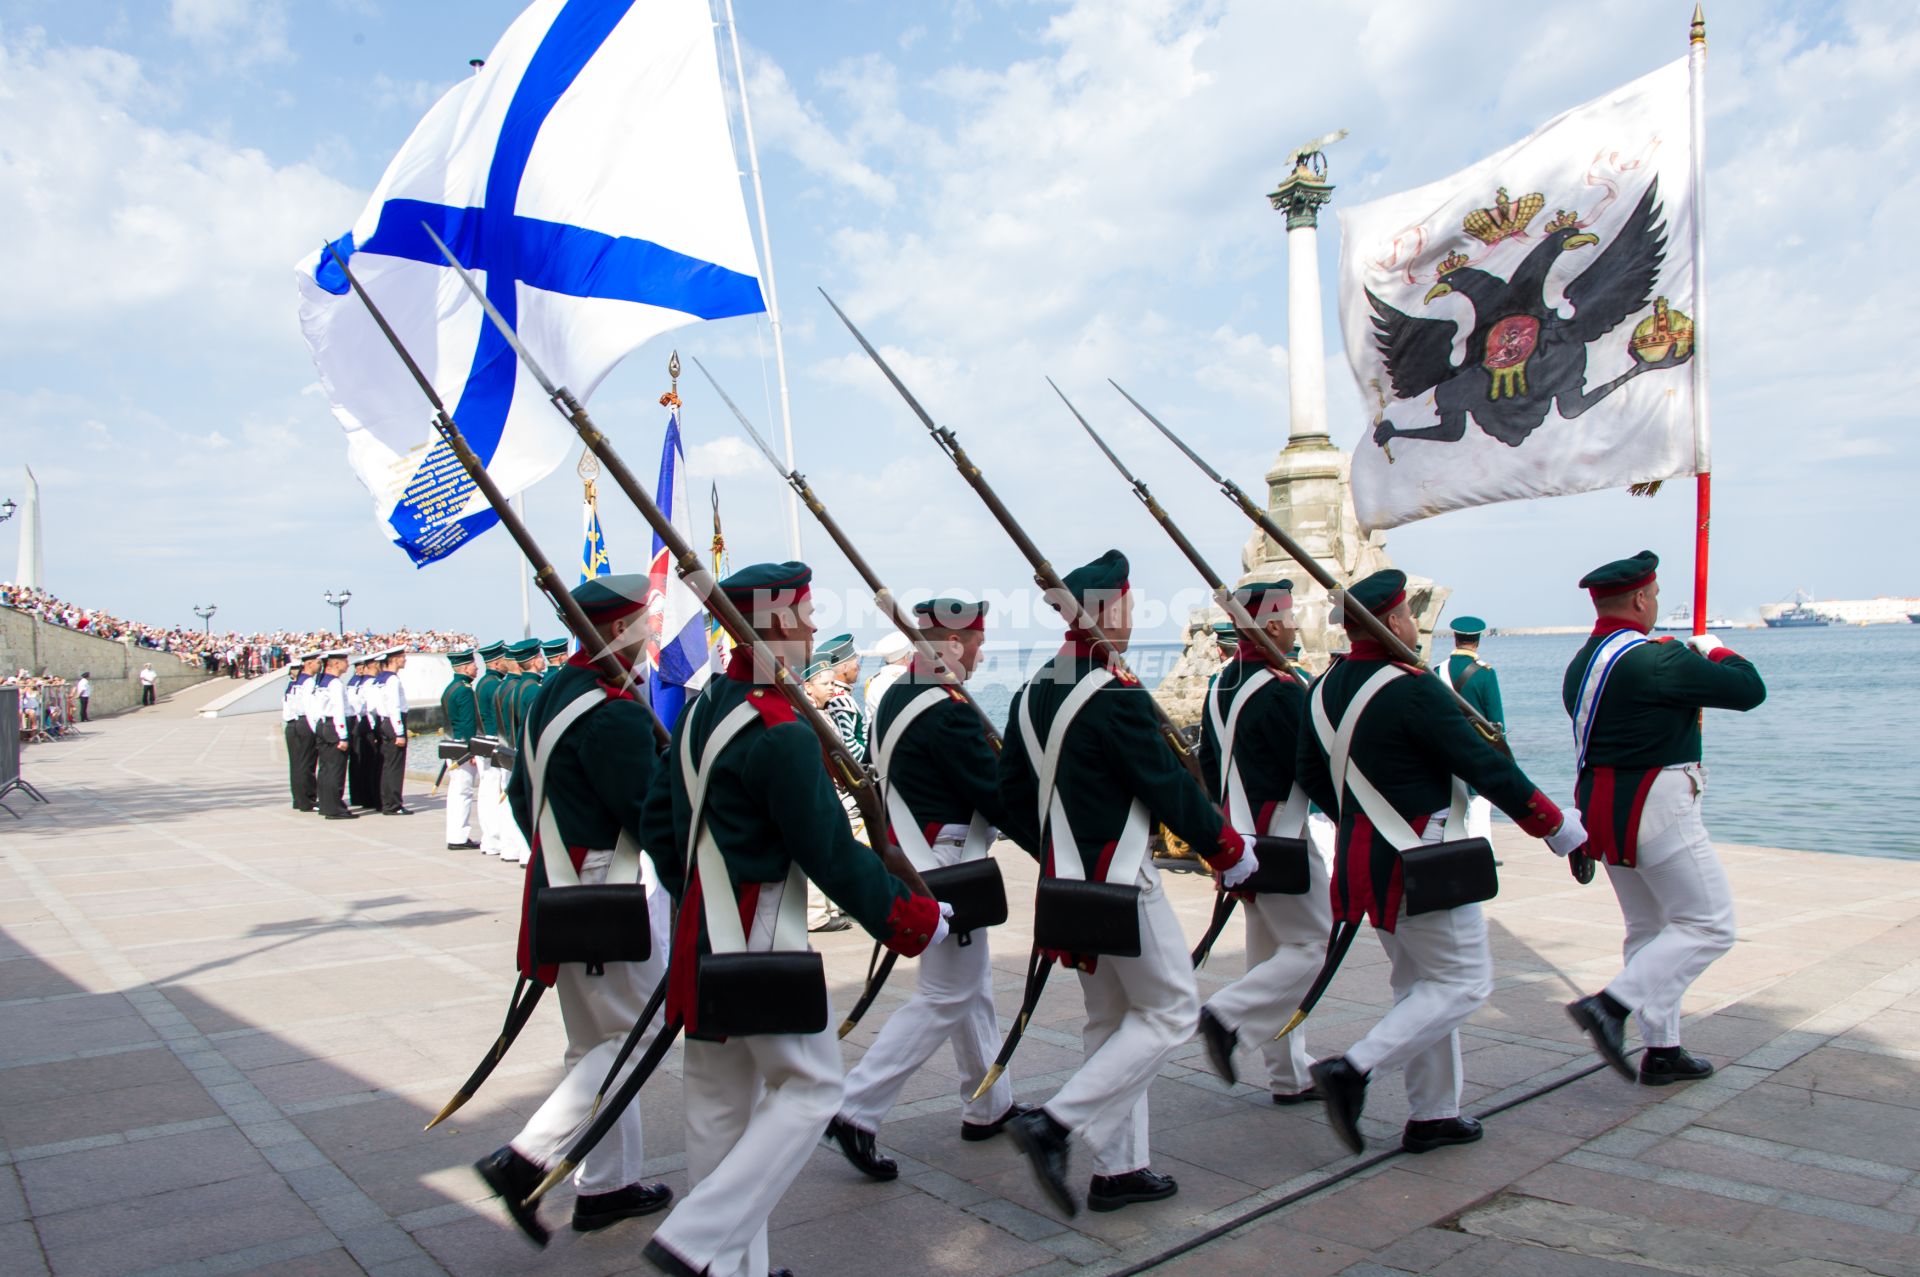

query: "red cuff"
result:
(1203, 825), (1246, 872)
(1706, 647), (1740, 664)
(1514, 788), (1562, 838)
(881, 891), (941, 958)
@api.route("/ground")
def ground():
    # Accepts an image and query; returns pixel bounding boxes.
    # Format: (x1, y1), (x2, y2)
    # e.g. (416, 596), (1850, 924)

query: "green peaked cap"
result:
(1579, 550), (1660, 596)
(477, 641), (508, 661)
(1451, 615), (1487, 637)
(571, 573), (649, 622)
(506, 637), (541, 660)
(815, 634), (857, 665)
(913, 597), (989, 630)
(1059, 549), (1129, 607)
(716, 561), (812, 616)
(1344, 568), (1408, 618)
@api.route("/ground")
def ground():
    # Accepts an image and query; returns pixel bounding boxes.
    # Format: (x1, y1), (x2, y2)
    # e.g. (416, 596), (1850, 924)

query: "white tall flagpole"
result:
(720, 0), (802, 557)
(1687, 4), (1712, 637)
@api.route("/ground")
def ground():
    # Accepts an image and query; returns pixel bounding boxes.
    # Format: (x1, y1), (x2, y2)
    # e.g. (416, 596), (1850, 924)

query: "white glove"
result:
(1217, 848), (1258, 890)
(1685, 633), (1727, 658)
(928, 901), (955, 949)
(1545, 807), (1587, 857)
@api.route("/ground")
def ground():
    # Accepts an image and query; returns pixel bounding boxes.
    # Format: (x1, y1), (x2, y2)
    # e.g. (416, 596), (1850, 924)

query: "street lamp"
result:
(0, 498), (14, 522)
(193, 604), (217, 635)
(324, 589), (353, 637)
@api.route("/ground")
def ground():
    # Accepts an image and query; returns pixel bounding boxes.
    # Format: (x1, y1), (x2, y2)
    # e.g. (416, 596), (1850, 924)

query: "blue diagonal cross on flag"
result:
(297, 0), (766, 566)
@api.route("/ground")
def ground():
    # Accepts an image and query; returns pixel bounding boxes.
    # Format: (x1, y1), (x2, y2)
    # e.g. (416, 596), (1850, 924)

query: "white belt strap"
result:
(1310, 667), (1467, 854)
(680, 699), (807, 955)
(1018, 671), (1151, 885)
(1572, 629), (1648, 776)
(1206, 667), (1274, 832)
(874, 686), (988, 873)
(528, 687), (643, 889)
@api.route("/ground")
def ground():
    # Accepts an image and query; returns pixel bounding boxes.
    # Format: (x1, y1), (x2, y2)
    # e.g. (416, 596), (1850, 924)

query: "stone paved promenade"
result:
(4, 680), (1919, 1276)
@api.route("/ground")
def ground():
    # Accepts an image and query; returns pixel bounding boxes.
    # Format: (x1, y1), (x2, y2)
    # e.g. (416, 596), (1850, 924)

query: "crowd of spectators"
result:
(2, 583), (471, 745)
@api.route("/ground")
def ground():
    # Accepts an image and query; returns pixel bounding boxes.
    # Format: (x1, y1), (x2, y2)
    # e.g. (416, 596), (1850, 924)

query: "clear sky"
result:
(2, 0), (1912, 644)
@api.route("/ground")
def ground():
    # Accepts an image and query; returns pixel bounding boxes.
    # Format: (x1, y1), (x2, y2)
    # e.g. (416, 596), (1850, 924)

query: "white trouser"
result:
(1343, 816), (1493, 1121)
(476, 760), (504, 856)
(444, 759), (480, 845)
(839, 839), (1008, 1131)
(1602, 767), (1736, 1049)
(1464, 795), (1492, 842)
(509, 852), (670, 1192)
(810, 789), (867, 926)
(650, 1022), (843, 1277)
(1204, 815), (1335, 1093)
(1044, 862), (1198, 1177)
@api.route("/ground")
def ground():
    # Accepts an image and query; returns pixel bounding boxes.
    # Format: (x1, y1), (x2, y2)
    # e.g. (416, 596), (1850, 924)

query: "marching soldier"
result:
(1438, 615), (1503, 842)
(307, 649), (355, 820)
(373, 646), (411, 815)
(1297, 570), (1586, 1156)
(489, 641), (538, 865)
(1194, 581), (1334, 1104)
(346, 653), (379, 810)
(284, 651), (319, 812)
(475, 577), (675, 1245)
(998, 550), (1256, 1216)
(827, 599), (1042, 1180)
(638, 561), (945, 1277)
(1562, 551), (1765, 1085)
(473, 640), (510, 857)
(439, 649), (482, 849)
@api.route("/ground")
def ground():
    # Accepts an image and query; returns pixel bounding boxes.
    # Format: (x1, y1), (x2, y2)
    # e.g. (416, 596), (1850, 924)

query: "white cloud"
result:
(167, 0), (289, 68)
(685, 434), (768, 479)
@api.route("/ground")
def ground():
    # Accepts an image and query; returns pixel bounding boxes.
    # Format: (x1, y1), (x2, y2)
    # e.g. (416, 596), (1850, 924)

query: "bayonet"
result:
(423, 977), (545, 1130)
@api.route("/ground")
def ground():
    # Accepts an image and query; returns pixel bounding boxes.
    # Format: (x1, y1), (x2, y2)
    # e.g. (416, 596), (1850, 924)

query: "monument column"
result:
(1276, 159), (1334, 448)
(15, 465), (42, 591)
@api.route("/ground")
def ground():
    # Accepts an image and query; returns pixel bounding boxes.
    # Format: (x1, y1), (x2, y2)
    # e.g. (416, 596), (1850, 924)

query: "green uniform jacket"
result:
(873, 673), (1039, 853)
(1560, 621), (1765, 865)
(505, 658), (659, 983)
(998, 644), (1227, 878)
(440, 674), (478, 741)
(1296, 648), (1559, 931)
(1196, 655), (1308, 829)
(474, 670), (502, 738)
(1445, 651), (1505, 729)
(487, 673), (524, 749)
(641, 654), (937, 1036)
(509, 673), (543, 745)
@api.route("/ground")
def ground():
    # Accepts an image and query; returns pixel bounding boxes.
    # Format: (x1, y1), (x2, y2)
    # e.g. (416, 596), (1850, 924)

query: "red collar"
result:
(1590, 615), (1650, 638)
(726, 647), (756, 683)
(1346, 636), (1392, 661)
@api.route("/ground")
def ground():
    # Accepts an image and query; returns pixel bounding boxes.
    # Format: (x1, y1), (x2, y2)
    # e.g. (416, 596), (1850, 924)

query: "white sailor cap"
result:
(376, 645), (406, 660)
(323, 647), (351, 660)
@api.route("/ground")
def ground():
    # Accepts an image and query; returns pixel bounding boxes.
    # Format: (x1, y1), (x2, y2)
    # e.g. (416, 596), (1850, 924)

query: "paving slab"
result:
(3, 680), (1918, 1275)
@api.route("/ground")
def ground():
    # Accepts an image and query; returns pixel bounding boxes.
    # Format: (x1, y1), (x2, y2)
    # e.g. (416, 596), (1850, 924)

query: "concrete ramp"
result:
(198, 667), (292, 718)
(200, 653), (454, 722)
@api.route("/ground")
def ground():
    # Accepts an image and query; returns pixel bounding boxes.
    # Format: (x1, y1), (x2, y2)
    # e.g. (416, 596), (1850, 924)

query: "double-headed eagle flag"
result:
(1339, 59), (1697, 531)
(644, 407), (710, 729)
(296, 0), (766, 565)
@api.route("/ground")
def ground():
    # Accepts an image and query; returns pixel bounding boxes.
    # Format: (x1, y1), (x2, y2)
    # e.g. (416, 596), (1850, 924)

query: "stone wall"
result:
(0, 609), (218, 716)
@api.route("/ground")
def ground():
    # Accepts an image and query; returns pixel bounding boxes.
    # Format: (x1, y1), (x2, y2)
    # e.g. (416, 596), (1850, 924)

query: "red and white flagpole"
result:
(1688, 4), (1711, 636)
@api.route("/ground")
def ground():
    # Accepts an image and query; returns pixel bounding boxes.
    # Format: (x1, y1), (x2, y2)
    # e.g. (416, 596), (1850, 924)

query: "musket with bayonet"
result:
(1047, 378), (1290, 969)
(689, 354), (1000, 1038)
(323, 244), (673, 1133)
(422, 227), (928, 904)
(1108, 381), (1595, 1042)
(817, 291), (1204, 1104)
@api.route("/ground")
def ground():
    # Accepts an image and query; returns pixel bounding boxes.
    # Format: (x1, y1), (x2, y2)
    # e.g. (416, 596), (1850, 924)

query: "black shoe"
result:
(1310, 1056), (1368, 1155)
(324, 811), (358, 821)
(1639, 1048), (1714, 1086)
(961, 1101), (1035, 1143)
(384, 806), (414, 816)
(641, 1239), (700, 1277)
(447, 840), (481, 850)
(1198, 1007), (1238, 1086)
(1568, 994), (1635, 1081)
(1271, 1086), (1323, 1106)
(1402, 1116), (1484, 1154)
(808, 911), (852, 934)
(770, 1270), (795, 1277)
(1087, 1168), (1178, 1212)
(473, 1146), (549, 1248)
(824, 1117), (898, 1181)
(571, 1181), (673, 1232)
(1007, 1108), (1077, 1217)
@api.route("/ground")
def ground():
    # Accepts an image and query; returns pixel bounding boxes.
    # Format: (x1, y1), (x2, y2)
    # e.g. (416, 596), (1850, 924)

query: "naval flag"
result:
(296, 0), (766, 565)
(1339, 59), (1698, 531)
(645, 407), (710, 730)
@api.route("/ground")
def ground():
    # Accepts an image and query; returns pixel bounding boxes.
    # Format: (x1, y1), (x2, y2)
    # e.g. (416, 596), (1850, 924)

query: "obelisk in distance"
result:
(15, 466), (43, 590)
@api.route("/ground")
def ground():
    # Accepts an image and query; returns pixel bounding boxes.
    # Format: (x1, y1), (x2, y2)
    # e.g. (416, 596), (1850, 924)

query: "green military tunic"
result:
(1444, 650), (1505, 731)
(440, 671), (479, 743)
(475, 668), (504, 739)
(998, 644), (1226, 877)
(1296, 643), (1560, 931)
(1561, 621), (1765, 864)
(505, 658), (659, 982)
(642, 652), (937, 1036)
(1197, 653), (1309, 830)
(875, 673), (1037, 850)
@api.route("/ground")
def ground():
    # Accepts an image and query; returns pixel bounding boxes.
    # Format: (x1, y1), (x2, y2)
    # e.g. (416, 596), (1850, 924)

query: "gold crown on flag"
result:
(1436, 250), (1470, 277)
(1462, 186), (1545, 246)
(1544, 208), (1582, 234)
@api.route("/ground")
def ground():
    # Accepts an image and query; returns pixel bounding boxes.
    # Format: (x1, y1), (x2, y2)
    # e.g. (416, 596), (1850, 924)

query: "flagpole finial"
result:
(1690, 4), (1705, 45)
(669, 350), (681, 386)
